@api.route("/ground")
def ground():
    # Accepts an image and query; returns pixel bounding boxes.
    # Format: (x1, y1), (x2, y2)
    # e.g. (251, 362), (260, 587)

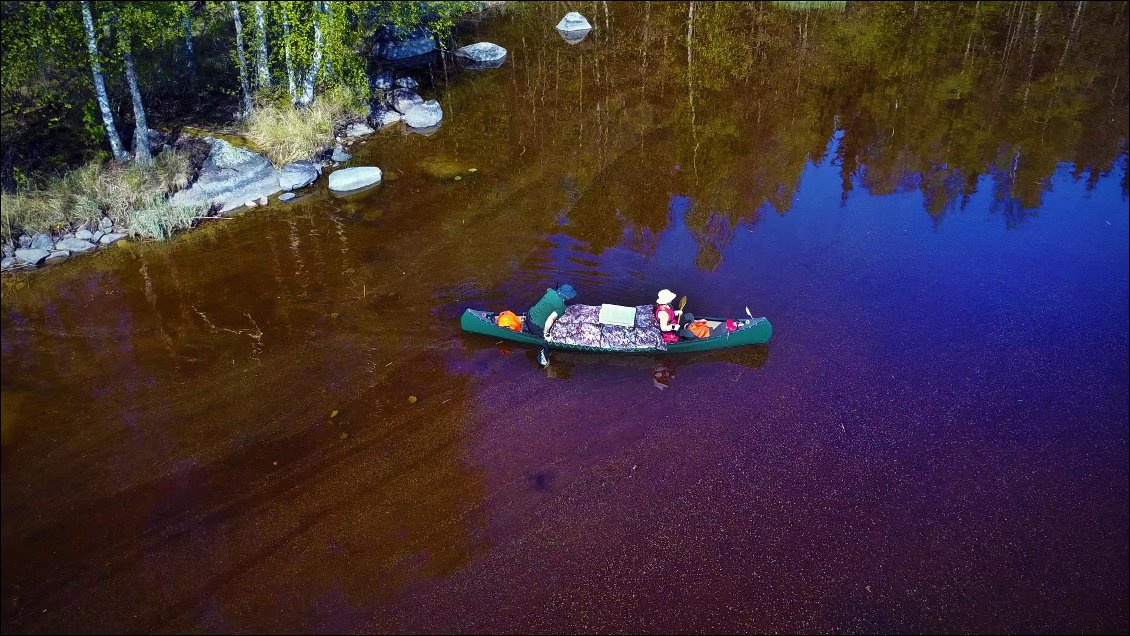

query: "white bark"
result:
(229, 1), (255, 114)
(255, 1), (271, 88)
(183, 2), (196, 86)
(298, 1), (326, 107)
(80, 1), (127, 162)
(282, 5), (296, 100)
(122, 41), (152, 167)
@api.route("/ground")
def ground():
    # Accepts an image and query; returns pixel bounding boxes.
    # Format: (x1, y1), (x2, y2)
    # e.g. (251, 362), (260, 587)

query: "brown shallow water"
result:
(3, 2), (1128, 633)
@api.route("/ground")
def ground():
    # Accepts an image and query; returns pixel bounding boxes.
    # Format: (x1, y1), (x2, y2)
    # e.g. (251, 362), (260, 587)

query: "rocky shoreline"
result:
(1, 7), (582, 279)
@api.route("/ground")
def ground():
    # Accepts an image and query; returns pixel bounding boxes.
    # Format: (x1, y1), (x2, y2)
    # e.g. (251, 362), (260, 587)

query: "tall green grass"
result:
(243, 87), (369, 166)
(0, 150), (204, 242)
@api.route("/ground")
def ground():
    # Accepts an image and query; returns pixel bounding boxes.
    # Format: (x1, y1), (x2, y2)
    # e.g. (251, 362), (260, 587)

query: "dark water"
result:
(3, 2), (1128, 633)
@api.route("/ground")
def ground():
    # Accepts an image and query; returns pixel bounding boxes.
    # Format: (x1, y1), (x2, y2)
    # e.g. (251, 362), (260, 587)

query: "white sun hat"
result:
(656, 289), (676, 305)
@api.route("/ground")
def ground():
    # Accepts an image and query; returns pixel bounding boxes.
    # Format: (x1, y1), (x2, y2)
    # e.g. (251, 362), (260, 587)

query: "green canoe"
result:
(460, 308), (772, 353)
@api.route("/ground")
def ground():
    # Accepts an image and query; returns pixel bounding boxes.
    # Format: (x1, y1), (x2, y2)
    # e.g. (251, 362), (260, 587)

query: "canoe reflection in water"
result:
(518, 345), (769, 388)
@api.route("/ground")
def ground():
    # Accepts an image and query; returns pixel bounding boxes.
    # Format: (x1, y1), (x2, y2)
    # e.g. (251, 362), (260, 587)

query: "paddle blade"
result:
(679, 296), (687, 310)
(745, 306), (752, 318)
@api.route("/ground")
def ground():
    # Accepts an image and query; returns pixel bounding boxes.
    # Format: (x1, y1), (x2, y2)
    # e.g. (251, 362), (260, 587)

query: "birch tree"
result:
(281, 3), (297, 101)
(80, 1), (127, 162)
(181, 1), (196, 87)
(297, 0), (326, 107)
(254, 1), (271, 89)
(229, 1), (254, 114)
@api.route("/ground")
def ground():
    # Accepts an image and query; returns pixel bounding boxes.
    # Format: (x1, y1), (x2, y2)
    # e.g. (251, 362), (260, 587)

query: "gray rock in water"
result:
(279, 192), (296, 202)
(92, 230), (104, 243)
(244, 199), (258, 208)
(46, 250), (69, 261)
(169, 139), (282, 213)
(454, 42), (507, 69)
(1, 256), (14, 270)
(30, 233), (54, 250)
(331, 146), (352, 163)
(395, 76), (418, 90)
(257, 196), (268, 206)
(15, 248), (50, 265)
(328, 167), (382, 192)
(390, 88), (424, 115)
(18, 235), (32, 249)
(371, 25), (436, 61)
(56, 238), (96, 252)
(99, 216), (114, 231)
(99, 233), (126, 245)
(345, 122), (375, 137)
(369, 105), (403, 129)
(556, 11), (593, 32)
(75, 229), (94, 240)
(278, 160), (319, 191)
(372, 70), (394, 90)
(403, 100), (444, 129)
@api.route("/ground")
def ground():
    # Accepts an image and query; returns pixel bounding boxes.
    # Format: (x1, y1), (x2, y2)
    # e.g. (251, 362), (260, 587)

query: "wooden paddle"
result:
(678, 296), (687, 327)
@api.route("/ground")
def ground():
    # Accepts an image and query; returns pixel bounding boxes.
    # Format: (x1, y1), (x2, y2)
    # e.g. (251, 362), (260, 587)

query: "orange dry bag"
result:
(688, 320), (711, 339)
(496, 310), (522, 332)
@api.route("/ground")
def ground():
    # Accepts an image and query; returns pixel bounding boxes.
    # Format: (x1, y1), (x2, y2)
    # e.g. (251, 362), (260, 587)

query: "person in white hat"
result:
(654, 289), (682, 342)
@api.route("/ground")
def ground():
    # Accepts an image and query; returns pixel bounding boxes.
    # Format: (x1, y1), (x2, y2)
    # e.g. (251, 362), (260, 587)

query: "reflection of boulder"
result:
(558, 29), (590, 45)
(454, 42), (507, 69)
(371, 24), (436, 61)
(556, 11), (592, 32)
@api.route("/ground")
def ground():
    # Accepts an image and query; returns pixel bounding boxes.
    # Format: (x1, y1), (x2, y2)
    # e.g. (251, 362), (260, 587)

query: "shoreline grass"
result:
(243, 87), (369, 166)
(1, 149), (204, 242)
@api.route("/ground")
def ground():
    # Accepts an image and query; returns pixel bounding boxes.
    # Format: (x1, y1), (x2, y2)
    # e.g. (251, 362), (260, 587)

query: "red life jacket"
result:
(655, 304), (675, 327)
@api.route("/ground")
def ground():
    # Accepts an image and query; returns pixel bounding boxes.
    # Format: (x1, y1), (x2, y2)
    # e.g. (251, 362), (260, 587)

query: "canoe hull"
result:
(459, 309), (771, 353)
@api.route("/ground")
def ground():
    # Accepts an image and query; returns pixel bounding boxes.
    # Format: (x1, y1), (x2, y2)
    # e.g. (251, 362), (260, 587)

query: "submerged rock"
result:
(556, 11), (592, 32)
(454, 42), (507, 69)
(328, 167), (382, 192)
(14, 249), (50, 266)
(278, 160), (320, 190)
(403, 100), (443, 129)
(279, 192), (296, 202)
(390, 88), (424, 114)
(99, 233), (126, 245)
(169, 139), (281, 213)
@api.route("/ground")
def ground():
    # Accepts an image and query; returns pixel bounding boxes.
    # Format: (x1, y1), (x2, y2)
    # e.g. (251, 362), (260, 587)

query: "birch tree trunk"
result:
(298, 1), (325, 107)
(80, 1), (128, 162)
(229, 1), (255, 114)
(121, 40), (153, 167)
(183, 2), (196, 87)
(282, 5), (296, 101)
(255, 1), (271, 89)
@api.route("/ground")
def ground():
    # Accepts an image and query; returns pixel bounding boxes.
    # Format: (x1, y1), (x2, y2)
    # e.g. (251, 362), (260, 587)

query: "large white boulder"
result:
(328, 167), (382, 192)
(278, 160), (320, 190)
(403, 100), (443, 129)
(455, 42), (507, 69)
(389, 88), (424, 115)
(556, 12), (592, 32)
